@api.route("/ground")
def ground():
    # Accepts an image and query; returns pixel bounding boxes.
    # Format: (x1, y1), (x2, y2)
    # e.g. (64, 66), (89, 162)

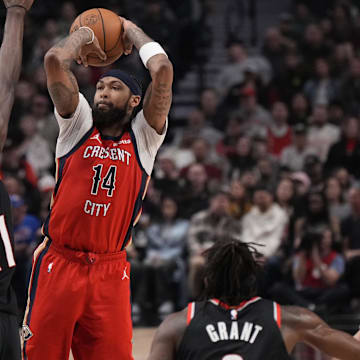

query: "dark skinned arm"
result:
(0, 0), (34, 151)
(281, 305), (360, 360)
(44, 28), (106, 118)
(147, 309), (187, 360)
(121, 19), (173, 134)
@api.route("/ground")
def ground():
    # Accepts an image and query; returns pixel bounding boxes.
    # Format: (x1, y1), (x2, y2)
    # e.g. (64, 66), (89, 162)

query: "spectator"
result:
(18, 114), (52, 177)
(267, 101), (292, 158)
(172, 109), (223, 148)
(10, 194), (41, 320)
(294, 191), (340, 249)
(228, 178), (252, 220)
(242, 186), (288, 259)
(301, 24), (332, 66)
(262, 27), (292, 78)
(307, 104), (340, 161)
(339, 57), (360, 115)
(198, 88), (223, 129)
(271, 51), (308, 105)
(226, 135), (255, 180)
(325, 177), (351, 222)
(303, 57), (339, 106)
(341, 186), (360, 299)
(180, 137), (223, 188)
(289, 92), (310, 125)
(178, 163), (211, 219)
(276, 178), (295, 216)
(215, 40), (272, 100)
(281, 123), (317, 172)
(325, 116), (360, 178)
(230, 85), (272, 137)
(271, 230), (348, 314)
(187, 190), (241, 298)
(153, 153), (181, 198)
(134, 196), (189, 323)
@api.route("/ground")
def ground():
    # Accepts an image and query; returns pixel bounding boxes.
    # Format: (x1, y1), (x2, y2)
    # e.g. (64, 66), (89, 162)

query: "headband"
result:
(99, 69), (142, 96)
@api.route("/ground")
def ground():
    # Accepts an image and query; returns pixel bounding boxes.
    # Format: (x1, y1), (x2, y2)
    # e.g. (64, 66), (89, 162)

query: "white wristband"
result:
(78, 26), (95, 45)
(139, 42), (168, 68)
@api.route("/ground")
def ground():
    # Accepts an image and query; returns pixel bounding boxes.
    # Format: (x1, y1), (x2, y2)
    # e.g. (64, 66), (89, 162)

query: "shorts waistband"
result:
(50, 243), (126, 265)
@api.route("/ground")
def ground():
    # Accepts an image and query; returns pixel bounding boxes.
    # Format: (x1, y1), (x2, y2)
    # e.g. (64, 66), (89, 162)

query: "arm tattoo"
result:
(51, 28), (91, 59)
(152, 83), (172, 116)
(126, 27), (153, 49)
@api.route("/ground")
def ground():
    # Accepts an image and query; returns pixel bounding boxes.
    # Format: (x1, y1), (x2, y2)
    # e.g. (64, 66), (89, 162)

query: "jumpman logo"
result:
(90, 133), (102, 144)
(122, 266), (129, 280)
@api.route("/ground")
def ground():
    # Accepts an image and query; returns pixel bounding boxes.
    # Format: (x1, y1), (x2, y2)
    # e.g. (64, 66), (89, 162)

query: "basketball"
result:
(70, 8), (124, 67)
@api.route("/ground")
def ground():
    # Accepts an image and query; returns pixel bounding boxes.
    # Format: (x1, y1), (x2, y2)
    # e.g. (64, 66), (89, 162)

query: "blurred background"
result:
(3, 0), (360, 358)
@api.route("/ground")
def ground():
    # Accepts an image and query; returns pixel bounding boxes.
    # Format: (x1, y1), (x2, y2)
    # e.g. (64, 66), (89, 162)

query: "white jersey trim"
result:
(54, 93), (167, 175)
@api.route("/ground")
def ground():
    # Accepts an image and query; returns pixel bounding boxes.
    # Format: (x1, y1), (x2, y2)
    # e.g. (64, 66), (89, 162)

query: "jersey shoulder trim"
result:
(273, 302), (282, 328)
(187, 302), (196, 325)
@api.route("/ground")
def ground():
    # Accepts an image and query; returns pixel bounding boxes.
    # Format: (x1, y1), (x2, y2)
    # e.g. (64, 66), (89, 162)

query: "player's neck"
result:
(98, 121), (130, 137)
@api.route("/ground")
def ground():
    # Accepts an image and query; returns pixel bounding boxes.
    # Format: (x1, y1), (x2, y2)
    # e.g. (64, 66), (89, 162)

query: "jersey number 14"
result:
(91, 164), (117, 197)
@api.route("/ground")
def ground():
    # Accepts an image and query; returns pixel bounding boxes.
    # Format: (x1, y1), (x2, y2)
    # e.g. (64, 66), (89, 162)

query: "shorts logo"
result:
(122, 266), (129, 280)
(48, 262), (53, 273)
(22, 325), (33, 341)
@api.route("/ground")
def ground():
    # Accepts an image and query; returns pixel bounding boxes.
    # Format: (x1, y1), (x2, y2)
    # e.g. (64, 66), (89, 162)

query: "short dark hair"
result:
(200, 238), (261, 306)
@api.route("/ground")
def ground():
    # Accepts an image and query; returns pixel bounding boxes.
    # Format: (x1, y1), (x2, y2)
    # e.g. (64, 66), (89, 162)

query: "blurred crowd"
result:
(3, 0), (360, 333)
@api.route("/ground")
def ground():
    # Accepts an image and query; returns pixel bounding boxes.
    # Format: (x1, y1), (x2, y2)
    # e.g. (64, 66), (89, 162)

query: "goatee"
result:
(92, 103), (128, 132)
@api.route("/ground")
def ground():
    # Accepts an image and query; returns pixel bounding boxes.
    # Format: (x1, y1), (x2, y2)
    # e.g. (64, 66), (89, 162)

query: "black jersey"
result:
(177, 297), (291, 360)
(0, 180), (17, 315)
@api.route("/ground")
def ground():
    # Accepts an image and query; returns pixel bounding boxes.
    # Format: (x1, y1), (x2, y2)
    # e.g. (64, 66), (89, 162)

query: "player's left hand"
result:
(3, 0), (34, 11)
(119, 16), (136, 56)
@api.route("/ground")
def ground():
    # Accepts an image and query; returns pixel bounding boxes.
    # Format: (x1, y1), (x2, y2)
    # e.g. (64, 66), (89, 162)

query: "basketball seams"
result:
(106, 17), (122, 53)
(97, 8), (106, 52)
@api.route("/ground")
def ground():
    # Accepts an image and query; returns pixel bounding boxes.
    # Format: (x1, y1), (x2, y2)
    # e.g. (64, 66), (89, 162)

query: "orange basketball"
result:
(70, 8), (124, 67)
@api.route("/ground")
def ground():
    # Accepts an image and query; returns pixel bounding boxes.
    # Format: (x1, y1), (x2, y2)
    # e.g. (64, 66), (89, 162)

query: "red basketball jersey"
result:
(44, 126), (150, 253)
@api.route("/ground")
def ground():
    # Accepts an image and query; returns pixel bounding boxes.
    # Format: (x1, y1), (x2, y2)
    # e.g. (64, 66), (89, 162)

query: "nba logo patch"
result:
(230, 309), (238, 320)
(22, 325), (33, 341)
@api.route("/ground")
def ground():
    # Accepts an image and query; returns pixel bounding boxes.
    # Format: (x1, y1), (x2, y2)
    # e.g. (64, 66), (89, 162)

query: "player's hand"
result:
(119, 16), (136, 55)
(76, 36), (106, 68)
(3, 0), (34, 11)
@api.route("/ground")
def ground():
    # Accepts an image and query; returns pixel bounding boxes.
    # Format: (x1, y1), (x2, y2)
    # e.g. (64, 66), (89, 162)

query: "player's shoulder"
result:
(157, 308), (188, 340)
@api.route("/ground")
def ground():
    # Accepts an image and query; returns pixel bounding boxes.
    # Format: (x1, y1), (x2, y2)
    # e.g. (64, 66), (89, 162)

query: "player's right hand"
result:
(3, 0), (34, 11)
(76, 36), (107, 68)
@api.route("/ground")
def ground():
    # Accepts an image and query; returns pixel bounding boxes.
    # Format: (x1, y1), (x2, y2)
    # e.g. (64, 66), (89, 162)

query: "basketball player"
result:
(0, 1), (34, 359)
(22, 16), (173, 360)
(147, 239), (360, 360)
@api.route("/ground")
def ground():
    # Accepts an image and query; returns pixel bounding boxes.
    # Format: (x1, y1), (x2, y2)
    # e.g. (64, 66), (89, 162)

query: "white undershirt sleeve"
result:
(54, 93), (93, 158)
(131, 110), (167, 175)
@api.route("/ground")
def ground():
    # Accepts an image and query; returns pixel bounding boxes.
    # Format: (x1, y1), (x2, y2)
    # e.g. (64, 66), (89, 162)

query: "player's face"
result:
(92, 76), (137, 130)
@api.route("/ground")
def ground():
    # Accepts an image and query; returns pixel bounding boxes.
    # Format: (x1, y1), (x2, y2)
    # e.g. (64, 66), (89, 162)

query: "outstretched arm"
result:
(0, 0), (34, 151)
(122, 19), (173, 134)
(44, 27), (106, 118)
(281, 305), (360, 360)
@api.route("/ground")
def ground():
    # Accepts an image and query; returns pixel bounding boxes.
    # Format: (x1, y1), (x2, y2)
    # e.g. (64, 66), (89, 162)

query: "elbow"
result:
(44, 49), (63, 73)
(152, 58), (173, 81)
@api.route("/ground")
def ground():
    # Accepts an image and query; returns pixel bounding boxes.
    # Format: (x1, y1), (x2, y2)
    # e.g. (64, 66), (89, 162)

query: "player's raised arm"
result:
(121, 18), (173, 134)
(282, 305), (360, 360)
(44, 27), (106, 118)
(0, 0), (34, 151)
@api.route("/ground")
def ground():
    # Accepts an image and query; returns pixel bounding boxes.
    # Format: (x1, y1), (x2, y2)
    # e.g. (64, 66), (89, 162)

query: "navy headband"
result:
(99, 69), (142, 96)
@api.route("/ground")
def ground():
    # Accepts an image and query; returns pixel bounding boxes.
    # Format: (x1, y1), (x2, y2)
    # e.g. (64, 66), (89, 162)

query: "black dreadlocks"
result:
(199, 238), (261, 306)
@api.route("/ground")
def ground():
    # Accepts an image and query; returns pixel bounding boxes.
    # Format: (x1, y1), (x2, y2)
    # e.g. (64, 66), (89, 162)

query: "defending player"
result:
(22, 16), (173, 360)
(0, 1), (34, 359)
(147, 239), (360, 360)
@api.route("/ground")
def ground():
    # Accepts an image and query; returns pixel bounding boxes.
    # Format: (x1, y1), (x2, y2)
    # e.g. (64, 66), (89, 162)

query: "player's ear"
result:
(129, 95), (141, 107)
